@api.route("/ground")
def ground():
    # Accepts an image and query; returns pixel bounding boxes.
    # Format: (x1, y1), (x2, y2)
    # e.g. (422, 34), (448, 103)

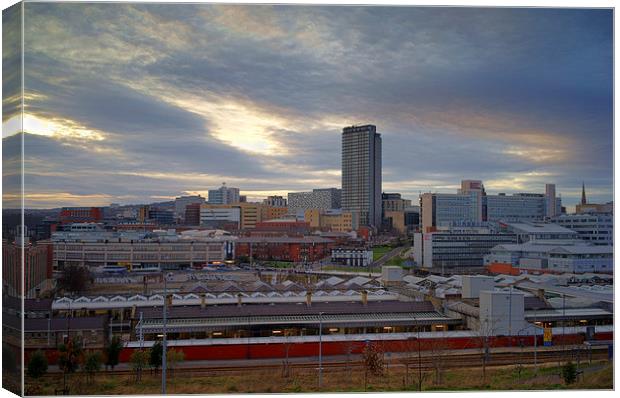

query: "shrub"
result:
(27, 350), (48, 379)
(562, 362), (577, 385)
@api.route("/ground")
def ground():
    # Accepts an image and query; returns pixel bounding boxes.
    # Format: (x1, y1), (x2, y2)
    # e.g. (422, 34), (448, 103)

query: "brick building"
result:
(235, 236), (334, 262)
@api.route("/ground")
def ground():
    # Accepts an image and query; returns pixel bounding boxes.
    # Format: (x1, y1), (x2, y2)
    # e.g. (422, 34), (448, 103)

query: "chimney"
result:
(537, 289), (545, 301)
(306, 291), (312, 307)
(237, 293), (243, 307)
(361, 290), (368, 306)
(35, 288), (41, 301)
(130, 305), (136, 319)
(201, 294), (206, 309)
(166, 294), (173, 307)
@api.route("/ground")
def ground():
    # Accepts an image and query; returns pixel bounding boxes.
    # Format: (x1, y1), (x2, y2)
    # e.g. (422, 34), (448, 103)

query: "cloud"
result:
(6, 3), (612, 208)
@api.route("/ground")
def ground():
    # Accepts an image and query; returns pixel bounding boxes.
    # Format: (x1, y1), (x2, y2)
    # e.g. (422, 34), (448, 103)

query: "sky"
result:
(1, 3), (614, 209)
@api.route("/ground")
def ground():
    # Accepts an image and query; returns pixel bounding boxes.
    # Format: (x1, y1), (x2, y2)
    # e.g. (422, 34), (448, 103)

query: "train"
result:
(28, 326), (613, 364)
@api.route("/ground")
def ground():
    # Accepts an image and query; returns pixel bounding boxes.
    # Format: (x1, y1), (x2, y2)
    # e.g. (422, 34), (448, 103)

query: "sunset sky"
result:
(2, 3), (613, 209)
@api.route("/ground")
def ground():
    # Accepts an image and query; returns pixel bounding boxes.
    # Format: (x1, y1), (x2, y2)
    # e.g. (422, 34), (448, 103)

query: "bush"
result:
(27, 350), (48, 379)
(105, 336), (123, 370)
(562, 361), (577, 385)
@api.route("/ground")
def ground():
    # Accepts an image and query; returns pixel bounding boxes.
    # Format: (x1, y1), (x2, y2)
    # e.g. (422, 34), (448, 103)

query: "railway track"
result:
(40, 346), (608, 378)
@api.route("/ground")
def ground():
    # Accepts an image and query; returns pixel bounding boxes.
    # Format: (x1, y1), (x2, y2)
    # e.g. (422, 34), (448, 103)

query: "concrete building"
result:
(331, 247), (373, 267)
(288, 188), (341, 213)
(553, 213), (613, 245)
(260, 206), (289, 222)
(185, 203), (202, 226)
(485, 193), (548, 222)
(52, 229), (234, 270)
(341, 125), (382, 228)
(545, 184), (557, 218)
(200, 205), (241, 229)
(174, 195), (205, 223)
(420, 192), (481, 232)
(499, 221), (578, 243)
(2, 239), (53, 298)
(485, 240), (613, 274)
(263, 195), (287, 207)
(208, 183), (240, 205)
(420, 181), (563, 232)
(59, 207), (103, 224)
(479, 290), (526, 336)
(413, 227), (517, 270)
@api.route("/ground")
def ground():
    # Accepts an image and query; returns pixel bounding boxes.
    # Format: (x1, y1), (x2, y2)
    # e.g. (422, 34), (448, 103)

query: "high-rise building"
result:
(288, 188), (341, 213)
(545, 183), (557, 218)
(341, 125), (382, 228)
(208, 183), (240, 205)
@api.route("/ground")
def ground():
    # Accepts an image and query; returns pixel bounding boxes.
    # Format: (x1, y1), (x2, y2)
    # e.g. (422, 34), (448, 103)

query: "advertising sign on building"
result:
(543, 327), (553, 346)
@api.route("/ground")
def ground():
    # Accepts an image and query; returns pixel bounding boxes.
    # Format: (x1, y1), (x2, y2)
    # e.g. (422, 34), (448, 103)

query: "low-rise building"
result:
(331, 247), (373, 267)
(235, 236), (334, 262)
(413, 227), (517, 270)
(553, 213), (613, 245)
(52, 229), (234, 270)
(484, 240), (613, 274)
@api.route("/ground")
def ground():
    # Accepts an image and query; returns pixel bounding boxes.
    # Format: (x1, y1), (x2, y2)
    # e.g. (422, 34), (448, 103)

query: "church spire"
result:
(581, 182), (587, 205)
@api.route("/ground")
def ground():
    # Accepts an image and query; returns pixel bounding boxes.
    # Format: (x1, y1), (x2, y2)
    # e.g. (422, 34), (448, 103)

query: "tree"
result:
(149, 341), (163, 373)
(58, 265), (91, 294)
(166, 349), (185, 377)
(2, 343), (17, 373)
(104, 336), (123, 370)
(562, 361), (577, 385)
(27, 350), (48, 379)
(58, 337), (84, 394)
(362, 342), (385, 391)
(84, 351), (102, 382)
(130, 350), (149, 382)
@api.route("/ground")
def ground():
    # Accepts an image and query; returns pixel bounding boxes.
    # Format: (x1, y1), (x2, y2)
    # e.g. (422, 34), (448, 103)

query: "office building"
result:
(485, 240), (613, 274)
(331, 247), (373, 267)
(2, 239), (53, 298)
(341, 125), (382, 228)
(59, 207), (103, 224)
(52, 229), (234, 270)
(184, 203), (202, 226)
(200, 205), (241, 229)
(147, 208), (175, 225)
(420, 180), (563, 231)
(235, 236), (334, 262)
(288, 188), (341, 213)
(412, 225), (517, 270)
(174, 195), (205, 222)
(553, 213), (613, 245)
(260, 206), (289, 222)
(263, 195), (287, 208)
(420, 192), (482, 232)
(208, 183), (240, 205)
(499, 221), (578, 243)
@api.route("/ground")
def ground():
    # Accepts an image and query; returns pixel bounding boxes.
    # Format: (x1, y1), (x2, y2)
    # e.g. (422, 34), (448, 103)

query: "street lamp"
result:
(318, 311), (324, 390)
(162, 273), (168, 395)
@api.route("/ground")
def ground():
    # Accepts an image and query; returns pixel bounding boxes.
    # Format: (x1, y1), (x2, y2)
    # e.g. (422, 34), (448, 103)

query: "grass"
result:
(264, 261), (296, 268)
(321, 265), (374, 273)
(27, 360), (613, 394)
(372, 245), (392, 261)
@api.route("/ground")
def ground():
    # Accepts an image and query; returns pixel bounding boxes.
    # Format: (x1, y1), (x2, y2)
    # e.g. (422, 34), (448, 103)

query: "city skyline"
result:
(2, 4), (613, 209)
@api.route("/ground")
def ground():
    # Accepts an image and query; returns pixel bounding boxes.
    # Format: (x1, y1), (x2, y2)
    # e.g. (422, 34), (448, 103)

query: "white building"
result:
(331, 247), (373, 267)
(552, 213), (613, 245)
(412, 227), (517, 270)
(479, 290), (527, 336)
(484, 240), (613, 274)
(199, 206), (241, 228)
(52, 229), (235, 270)
(208, 183), (240, 205)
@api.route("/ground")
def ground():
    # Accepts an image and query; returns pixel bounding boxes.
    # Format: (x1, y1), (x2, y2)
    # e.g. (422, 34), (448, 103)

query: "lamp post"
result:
(318, 311), (324, 390)
(162, 273), (168, 395)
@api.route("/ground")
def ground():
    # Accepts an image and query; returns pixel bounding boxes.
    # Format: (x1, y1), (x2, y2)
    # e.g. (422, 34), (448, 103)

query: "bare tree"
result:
(426, 331), (450, 385)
